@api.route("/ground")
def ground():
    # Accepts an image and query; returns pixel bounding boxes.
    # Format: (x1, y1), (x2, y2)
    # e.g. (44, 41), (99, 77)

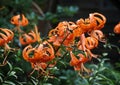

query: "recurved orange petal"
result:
(90, 30), (105, 42)
(93, 12), (106, 30)
(0, 28), (14, 42)
(78, 54), (89, 63)
(21, 14), (29, 26)
(10, 14), (20, 26)
(85, 37), (98, 49)
(70, 51), (79, 66)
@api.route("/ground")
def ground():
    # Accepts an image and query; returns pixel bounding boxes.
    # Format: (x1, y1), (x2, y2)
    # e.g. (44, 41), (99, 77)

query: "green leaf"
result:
(59, 76), (67, 80)
(31, 79), (38, 85)
(7, 61), (13, 71)
(7, 71), (17, 79)
(98, 67), (106, 72)
(30, 76), (38, 85)
(58, 61), (67, 68)
(43, 83), (52, 85)
(98, 74), (114, 85)
(17, 49), (22, 56)
(0, 73), (4, 82)
(89, 77), (93, 81)
(0, 73), (4, 77)
(98, 74), (107, 79)
(102, 53), (108, 56)
(0, 76), (3, 82)
(15, 81), (24, 85)
(82, 78), (89, 85)
(13, 67), (24, 73)
(3, 81), (16, 85)
(94, 82), (101, 85)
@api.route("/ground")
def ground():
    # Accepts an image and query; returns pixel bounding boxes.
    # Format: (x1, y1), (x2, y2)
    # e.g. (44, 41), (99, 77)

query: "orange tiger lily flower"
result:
(0, 28), (14, 42)
(11, 14), (28, 26)
(78, 53), (90, 73)
(10, 14), (20, 26)
(22, 41), (55, 63)
(73, 27), (84, 37)
(78, 35), (98, 58)
(48, 21), (75, 47)
(0, 28), (14, 65)
(48, 24), (65, 47)
(85, 37), (98, 50)
(19, 31), (37, 45)
(35, 41), (55, 62)
(70, 51), (80, 66)
(70, 51), (90, 72)
(89, 30), (106, 42)
(76, 13), (97, 33)
(114, 22), (120, 34)
(75, 12), (106, 37)
(48, 29), (61, 46)
(63, 33), (75, 46)
(48, 35), (63, 46)
(23, 41), (55, 72)
(70, 51), (81, 71)
(23, 45), (43, 63)
(78, 54), (90, 63)
(0, 28), (14, 47)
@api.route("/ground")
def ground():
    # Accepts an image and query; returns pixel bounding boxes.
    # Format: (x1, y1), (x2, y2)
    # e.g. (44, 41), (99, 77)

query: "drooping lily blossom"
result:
(70, 52), (81, 71)
(70, 51), (80, 67)
(10, 14), (29, 33)
(89, 30), (106, 42)
(48, 21), (76, 47)
(75, 12), (106, 37)
(114, 22), (120, 34)
(0, 28), (14, 50)
(11, 14), (28, 27)
(77, 34), (99, 58)
(19, 25), (41, 45)
(70, 51), (90, 73)
(0, 28), (14, 66)
(85, 37), (98, 50)
(77, 31), (100, 60)
(22, 41), (55, 70)
(76, 13), (97, 34)
(19, 31), (37, 45)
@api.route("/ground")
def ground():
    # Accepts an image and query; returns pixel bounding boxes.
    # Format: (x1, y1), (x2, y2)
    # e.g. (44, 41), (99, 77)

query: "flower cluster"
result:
(48, 12), (106, 73)
(10, 14), (56, 76)
(0, 12), (106, 76)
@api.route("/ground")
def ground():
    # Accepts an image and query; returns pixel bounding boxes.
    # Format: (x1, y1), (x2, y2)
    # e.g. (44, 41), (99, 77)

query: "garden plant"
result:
(0, 0), (120, 85)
